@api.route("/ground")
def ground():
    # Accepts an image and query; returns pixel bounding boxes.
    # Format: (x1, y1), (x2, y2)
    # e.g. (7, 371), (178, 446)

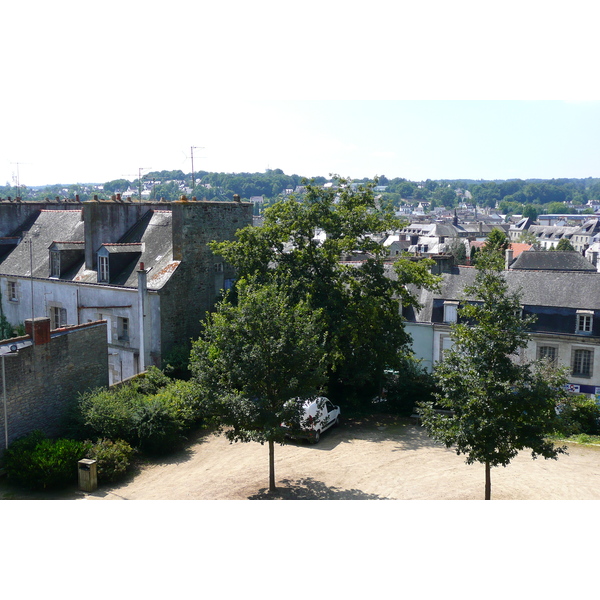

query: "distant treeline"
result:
(3, 170), (600, 218)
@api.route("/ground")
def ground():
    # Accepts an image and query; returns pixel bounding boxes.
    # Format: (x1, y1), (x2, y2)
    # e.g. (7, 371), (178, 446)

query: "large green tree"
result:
(190, 281), (326, 493)
(418, 251), (568, 500)
(211, 178), (439, 407)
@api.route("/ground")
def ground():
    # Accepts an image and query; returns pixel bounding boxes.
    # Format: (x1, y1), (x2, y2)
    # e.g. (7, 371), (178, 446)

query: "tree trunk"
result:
(485, 461), (491, 500)
(268, 439), (276, 493)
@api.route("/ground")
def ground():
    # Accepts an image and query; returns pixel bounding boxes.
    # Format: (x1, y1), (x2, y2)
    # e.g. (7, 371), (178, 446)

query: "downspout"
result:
(137, 263), (147, 373)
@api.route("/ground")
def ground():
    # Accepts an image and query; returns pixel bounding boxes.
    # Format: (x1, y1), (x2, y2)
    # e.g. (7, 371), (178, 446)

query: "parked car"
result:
(282, 396), (341, 443)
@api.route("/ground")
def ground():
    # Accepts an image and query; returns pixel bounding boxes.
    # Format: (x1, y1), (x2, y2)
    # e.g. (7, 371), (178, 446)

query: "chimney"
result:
(505, 248), (514, 270)
(25, 317), (51, 345)
(75, 194), (80, 202)
(233, 194), (241, 203)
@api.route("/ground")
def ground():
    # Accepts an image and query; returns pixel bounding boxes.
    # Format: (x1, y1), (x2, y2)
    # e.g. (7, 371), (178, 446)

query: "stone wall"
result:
(160, 200), (253, 357)
(0, 320), (108, 450)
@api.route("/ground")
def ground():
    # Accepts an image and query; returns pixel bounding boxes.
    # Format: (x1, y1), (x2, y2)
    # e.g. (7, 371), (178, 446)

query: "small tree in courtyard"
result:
(418, 251), (568, 500)
(190, 280), (326, 494)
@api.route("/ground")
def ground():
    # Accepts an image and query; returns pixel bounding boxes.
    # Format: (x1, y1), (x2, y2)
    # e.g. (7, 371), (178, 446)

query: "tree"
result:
(190, 280), (326, 493)
(483, 228), (510, 255)
(418, 251), (568, 499)
(555, 237), (576, 251)
(210, 177), (440, 408)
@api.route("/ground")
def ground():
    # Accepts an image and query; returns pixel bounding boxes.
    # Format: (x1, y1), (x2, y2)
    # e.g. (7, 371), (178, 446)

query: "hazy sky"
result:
(3, 1), (600, 187)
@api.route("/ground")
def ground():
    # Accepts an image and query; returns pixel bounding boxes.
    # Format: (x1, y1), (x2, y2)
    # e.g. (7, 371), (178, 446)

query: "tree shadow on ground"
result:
(339, 415), (441, 452)
(248, 477), (389, 500)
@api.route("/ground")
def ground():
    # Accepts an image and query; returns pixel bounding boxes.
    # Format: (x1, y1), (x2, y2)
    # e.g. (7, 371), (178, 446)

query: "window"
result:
(50, 306), (67, 329)
(50, 251), (60, 278)
(572, 348), (593, 378)
(538, 345), (557, 364)
(214, 263), (224, 273)
(118, 317), (129, 341)
(576, 311), (593, 334)
(98, 255), (109, 282)
(443, 301), (459, 324)
(8, 281), (18, 302)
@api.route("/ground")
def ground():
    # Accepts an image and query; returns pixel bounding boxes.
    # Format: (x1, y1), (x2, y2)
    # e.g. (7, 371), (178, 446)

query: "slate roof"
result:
(71, 210), (177, 289)
(510, 251), (596, 272)
(0, 208), (178, 291)
(409, 266), (600, 322)
(0, 210), (85, 278)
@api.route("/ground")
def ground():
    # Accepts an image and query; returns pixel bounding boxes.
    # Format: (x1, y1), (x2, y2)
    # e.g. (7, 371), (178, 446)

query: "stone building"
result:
(0, 317), (108, 450)
(0, 197), (253, 384)
(404, 251), (600, 397)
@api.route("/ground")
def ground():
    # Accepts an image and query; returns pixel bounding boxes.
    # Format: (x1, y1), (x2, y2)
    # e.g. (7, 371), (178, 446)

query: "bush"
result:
(129, 366), (172, 395)
(78, 386), (143, 441)
(555, 394), (600, 436)
(4, 431), (90, 490)
(379, 359), (437, 416)
(78, 375), (205, 455)
(85, 438), (134, 483)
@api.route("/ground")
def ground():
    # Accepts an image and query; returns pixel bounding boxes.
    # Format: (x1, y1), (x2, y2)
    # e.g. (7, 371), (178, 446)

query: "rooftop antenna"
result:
(10, 162), (30, 198)
(190, 146), (205, 190)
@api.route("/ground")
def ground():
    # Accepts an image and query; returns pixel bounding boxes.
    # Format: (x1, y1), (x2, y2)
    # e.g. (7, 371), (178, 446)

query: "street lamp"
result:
(2, 344), (18, 450)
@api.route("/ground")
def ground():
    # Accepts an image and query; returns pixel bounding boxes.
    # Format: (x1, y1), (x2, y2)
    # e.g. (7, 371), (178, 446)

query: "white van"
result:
(283, 396), (341, 443)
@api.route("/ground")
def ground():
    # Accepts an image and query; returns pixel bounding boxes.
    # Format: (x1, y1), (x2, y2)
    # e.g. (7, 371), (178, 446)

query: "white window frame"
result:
(571, 348), (593, 378)
(576, 311), (593, 334)
(118, 317), (129, 342)
(50, 306), (67, 329)
(537, 344), (558, 364)
(443, 301), (459, 324)
(7, 281), (18, 302)
(98, 255), (109, 282)
(50, 251), (61, 278)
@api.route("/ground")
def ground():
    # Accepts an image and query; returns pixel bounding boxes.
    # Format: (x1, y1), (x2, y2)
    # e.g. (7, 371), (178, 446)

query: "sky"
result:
(3, 1), (600, 188)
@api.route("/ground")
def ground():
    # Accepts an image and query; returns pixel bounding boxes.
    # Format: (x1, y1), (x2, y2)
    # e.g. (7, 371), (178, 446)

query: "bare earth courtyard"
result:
(81, 416), (600, 501)
(2, 416), (599, 500)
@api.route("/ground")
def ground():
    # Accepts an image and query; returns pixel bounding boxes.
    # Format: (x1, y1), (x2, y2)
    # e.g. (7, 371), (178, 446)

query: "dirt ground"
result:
(3, 416), (600, 500)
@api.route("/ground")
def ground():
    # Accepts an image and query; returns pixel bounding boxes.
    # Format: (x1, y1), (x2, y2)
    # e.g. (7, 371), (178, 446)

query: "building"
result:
(405, 252), (600, 397)
(0, 317), (108, 449)
(0, 197), (253, 384)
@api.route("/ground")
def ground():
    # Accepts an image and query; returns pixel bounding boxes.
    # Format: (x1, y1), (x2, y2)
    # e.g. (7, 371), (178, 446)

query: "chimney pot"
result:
(25, 317), (52, 345)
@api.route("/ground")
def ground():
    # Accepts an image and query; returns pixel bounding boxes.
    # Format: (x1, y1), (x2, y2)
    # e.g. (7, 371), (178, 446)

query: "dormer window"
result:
(576, 310), (593, 334)
(443, 301), (459, 324)
(50, 250), (60, 278)
(98, 255), (109, 282)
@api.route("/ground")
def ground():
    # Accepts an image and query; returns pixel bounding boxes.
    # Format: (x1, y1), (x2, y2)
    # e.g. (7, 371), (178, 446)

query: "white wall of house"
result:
(405, 322), (435, 372)
(1, 275), (159, 385)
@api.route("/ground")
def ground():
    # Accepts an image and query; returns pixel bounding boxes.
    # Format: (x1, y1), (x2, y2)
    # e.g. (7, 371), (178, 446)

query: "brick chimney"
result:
(25, 317), (51, 345)
(505, 248), (514, 270)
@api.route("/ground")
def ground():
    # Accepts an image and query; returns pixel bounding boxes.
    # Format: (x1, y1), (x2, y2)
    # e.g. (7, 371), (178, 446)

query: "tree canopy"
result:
(418, 251), (568, 499)
(190, 280), (326, 493)
(211, 178), (440, 407)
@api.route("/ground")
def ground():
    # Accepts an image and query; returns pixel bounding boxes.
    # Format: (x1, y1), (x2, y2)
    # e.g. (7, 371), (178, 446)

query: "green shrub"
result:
(130, 366), (172, 395)
(85, 438), (134, 483)
(78, 386), (143, 441)
(556, 394), (600, 436)
(78, 375), (204, 455)
(4, 431), (90, 490)
(380, 359), (437, 416)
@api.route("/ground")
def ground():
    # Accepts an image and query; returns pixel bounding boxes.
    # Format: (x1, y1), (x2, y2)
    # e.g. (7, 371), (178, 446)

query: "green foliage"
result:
(162, 344), (191, 380)
(78, 374), (204, 454)
(85, 438), (134, 483)
(129, 366), (172, 395)
(211, 177), (440, 407)
(555, 237), (576, 251)
(418, 252), (569, 499)
(480, 228), (510, 261)
(190, 280), (326, 491)
(4, 431), (90, 490)
(379, 359), (436, 415)
(555, 395), (600, 436)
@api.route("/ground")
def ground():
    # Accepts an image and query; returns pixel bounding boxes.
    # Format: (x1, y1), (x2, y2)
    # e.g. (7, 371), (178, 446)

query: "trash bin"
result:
(78, 458), (98, 492)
